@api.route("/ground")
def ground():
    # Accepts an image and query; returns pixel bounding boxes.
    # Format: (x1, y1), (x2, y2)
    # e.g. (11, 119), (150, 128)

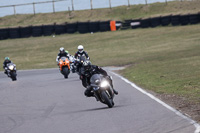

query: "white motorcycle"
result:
(5, 63), (17, 81)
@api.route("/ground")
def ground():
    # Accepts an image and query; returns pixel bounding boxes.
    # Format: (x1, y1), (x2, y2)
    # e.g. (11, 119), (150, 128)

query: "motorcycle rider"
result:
(56, 47), (70, 65)
(80, 60), (118, 97)
(74, 45), (90, 73)
(74, 45), (90, 60)
(3, 57), (12, 75)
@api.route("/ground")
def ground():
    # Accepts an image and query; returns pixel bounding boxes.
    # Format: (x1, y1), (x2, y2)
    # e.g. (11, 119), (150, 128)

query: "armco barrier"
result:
(43, 25), (54, 36)
(89, 21), (100, 33)
(66, 23), (77, 34)
(77, 22), (90, 34)
(150, 17), (161, 27)
(0, 28), (9, 40)
(55, 24), (66, 35)
(99, 21), (110, 32)
(32, 25), (43, 37)
(171, 15), (180, 26)
(9, 27), (20, 39)
(20, 26), (32, 38)
(180, 14), (189, 25)
(161, 15), (171, 26)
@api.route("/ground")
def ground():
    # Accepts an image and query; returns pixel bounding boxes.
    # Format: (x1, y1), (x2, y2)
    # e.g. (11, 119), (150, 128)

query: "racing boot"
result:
(84, 86), (94, 97)
(113, 88), (118, 95)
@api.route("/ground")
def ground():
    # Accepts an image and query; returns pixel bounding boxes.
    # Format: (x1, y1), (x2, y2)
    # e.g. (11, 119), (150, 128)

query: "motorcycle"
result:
(59, 57), (70, 79)
(75, 55), (87, 75)
(69, 55), (76, 73)
(90, 74), (115, 108)
(5, 63), (17, 81)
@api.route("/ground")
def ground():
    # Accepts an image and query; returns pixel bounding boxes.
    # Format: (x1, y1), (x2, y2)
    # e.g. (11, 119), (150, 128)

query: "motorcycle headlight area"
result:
(9, 65), (14, 70)
(100, 81), (109, 88)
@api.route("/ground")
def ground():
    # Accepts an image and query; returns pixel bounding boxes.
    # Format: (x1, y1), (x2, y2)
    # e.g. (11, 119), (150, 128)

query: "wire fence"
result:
(0, 0), (197, 17)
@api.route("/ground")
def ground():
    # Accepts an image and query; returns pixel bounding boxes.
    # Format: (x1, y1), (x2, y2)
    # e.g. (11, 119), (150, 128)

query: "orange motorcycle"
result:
(59, 57), (70, 78)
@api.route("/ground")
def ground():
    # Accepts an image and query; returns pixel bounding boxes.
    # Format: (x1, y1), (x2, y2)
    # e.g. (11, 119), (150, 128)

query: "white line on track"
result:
(110, 71), (200, 133)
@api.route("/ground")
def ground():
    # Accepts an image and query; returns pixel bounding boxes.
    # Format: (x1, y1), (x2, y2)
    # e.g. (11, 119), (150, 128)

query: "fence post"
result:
(33, 3), (36, 15)
(145, 0), (148, 5)
(109, 0), (112, 9)
(90, 0), (93, 10)
(165, 0), (168, 5)
(71, 0), (74, 11)
(52, 0), (55, 13)
(128, 0), (130, 7)
(13, 5), (16, 16)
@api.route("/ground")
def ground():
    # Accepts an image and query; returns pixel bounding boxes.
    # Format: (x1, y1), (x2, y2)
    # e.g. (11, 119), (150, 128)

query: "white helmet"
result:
(60, 47), (65, 52)
(78, 45), (84, 53)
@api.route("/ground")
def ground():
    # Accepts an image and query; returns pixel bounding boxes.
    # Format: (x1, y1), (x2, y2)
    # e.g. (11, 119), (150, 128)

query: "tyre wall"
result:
(0, 13), (200, 40)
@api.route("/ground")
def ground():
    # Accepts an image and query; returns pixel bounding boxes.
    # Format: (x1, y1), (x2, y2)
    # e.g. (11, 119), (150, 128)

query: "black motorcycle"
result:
(5, 63), (17, 81)
(90, 74), (115, 108)
(75, 55), (87, 75)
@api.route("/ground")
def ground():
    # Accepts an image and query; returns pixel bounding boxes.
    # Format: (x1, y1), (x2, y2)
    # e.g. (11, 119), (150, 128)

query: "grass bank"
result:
(0, 25), (200, 121)
(0, 1), (200, 28)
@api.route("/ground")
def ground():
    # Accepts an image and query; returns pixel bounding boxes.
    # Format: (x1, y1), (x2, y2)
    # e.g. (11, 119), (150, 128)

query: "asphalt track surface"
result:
(0, 68), (199, 133)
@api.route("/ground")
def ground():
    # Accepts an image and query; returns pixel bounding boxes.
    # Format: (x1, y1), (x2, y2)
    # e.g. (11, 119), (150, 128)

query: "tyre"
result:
(161, 15), (171, 26)
(11, 72), (17, 81)
(189, 14), (199, 24)
(43, 25), (54, 36)
(20, 26), (32, 38)
(55, 24), (66, 35)
(150, 17), (161, 28)
(99, 21), (110, 32)
(62, 67), (69, 79)
(141, 18), (150, 28)
(32, 26), (43, 37)
(171, 15), (180, 26)
(9, 28), (20, 39)
(0, 28), (9, 40)
(89, 21), (100, 32)
(101, 91), (113, 108)
(77, 22), (89, 34)
(66, 23), (77, 33)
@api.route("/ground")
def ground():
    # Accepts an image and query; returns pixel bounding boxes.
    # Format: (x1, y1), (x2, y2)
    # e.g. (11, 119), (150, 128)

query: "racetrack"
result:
(0, 68), (199, 133)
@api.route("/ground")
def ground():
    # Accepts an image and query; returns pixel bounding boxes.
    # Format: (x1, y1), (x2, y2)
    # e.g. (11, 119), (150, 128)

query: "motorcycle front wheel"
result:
(101, 91), (114, 108)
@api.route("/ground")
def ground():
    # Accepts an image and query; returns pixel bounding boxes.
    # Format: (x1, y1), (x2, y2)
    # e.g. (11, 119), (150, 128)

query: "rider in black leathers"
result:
(74, 45), (90, 60)
(74, 45), (90, 73)
(56, 47), (70, 65)
(80, 60), (118, 97)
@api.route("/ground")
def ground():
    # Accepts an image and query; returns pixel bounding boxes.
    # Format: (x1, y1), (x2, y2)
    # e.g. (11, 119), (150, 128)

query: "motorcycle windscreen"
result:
(90, 74), (103, 84)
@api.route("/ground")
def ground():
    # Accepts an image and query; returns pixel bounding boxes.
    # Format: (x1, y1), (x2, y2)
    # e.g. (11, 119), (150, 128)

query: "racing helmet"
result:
(60, 47), (65, 53)
(5, 57), (10, 61)
(83, 60), (91, 71)
(78, 45), (84, 53)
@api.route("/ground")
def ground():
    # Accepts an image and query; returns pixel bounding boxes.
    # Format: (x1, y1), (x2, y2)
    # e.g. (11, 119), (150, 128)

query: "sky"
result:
(0, 0), (173, 17)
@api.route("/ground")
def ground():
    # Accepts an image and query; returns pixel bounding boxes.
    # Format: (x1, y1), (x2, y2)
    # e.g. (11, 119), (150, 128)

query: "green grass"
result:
(0, 0), (200, 27)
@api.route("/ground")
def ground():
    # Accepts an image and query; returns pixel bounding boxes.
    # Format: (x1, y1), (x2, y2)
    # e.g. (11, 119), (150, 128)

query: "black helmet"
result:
(83, 60), (91, 71)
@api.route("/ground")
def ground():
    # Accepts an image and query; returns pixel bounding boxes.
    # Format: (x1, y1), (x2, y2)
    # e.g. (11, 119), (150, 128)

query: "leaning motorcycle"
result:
(90, 74), (115, 108)
(59, 57), (70, 79)
(6, 63), (17, 81)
